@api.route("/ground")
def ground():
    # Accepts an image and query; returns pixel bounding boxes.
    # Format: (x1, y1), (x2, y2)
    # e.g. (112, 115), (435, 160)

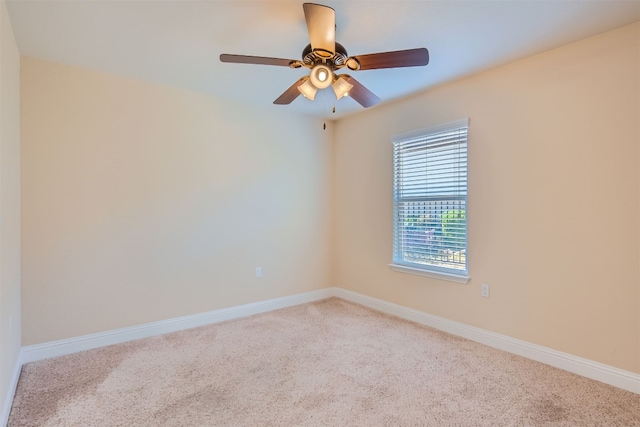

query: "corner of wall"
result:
(0, 1), (23, 424)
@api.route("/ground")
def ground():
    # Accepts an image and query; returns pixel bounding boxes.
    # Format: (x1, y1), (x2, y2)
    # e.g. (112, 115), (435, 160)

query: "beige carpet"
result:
(8, 298), (640, 426)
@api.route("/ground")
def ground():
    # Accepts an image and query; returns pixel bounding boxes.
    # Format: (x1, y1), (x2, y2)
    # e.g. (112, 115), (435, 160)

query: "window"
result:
(391, 119), (469, 283)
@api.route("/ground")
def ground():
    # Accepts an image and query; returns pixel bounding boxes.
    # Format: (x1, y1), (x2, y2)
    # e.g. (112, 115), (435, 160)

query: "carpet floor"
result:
(8, 297), (640, 426)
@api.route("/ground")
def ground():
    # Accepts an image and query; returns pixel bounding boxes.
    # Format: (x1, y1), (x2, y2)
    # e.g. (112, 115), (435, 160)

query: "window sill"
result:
(388, 264), (470, 284)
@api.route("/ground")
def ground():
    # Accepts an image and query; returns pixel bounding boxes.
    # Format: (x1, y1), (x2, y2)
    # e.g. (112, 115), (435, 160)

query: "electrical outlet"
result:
(256, 267), (262, 278)
(481, 284), (490, 298)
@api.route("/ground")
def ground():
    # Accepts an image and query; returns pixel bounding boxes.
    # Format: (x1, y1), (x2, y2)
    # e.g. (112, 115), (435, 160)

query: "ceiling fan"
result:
(219, 3), (429, 108)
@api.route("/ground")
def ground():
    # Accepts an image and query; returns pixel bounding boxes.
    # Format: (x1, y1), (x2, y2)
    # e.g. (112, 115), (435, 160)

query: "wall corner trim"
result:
(1, 350), (24, 427)
(331, 287), (640, 395)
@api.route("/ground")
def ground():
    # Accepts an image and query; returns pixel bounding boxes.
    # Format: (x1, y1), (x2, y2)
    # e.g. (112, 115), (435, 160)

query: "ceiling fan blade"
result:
(273, 77), (308, 105)
(350, 48), (429, 70)
(303, 3), (335, 55)
(343, 75), (381, 108)
(220, 54), (296, 67)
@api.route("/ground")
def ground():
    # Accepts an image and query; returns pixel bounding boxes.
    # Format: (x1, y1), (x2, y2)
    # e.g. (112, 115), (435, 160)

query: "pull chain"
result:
(323, 88), (327, 130)
(321, 90), (337, 130)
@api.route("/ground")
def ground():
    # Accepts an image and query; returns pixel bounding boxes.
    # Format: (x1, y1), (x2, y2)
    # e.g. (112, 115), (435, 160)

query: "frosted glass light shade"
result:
(332, 75), (353, 100)
(298, 79), (317, 100)
(309, 64), (333, 89)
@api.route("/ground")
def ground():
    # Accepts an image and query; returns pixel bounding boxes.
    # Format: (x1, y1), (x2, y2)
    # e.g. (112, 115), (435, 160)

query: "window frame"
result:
(389, 119), (470, 284)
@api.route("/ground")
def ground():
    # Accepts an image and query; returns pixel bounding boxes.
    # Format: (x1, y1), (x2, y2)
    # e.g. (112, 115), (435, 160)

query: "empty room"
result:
(1, 0), (639, 425)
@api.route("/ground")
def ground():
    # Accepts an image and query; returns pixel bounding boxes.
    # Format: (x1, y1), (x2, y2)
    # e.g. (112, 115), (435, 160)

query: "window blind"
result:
(392, 119), (468, 274)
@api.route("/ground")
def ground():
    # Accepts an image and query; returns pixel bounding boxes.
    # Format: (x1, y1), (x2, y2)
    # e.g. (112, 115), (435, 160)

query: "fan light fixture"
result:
(309, 64), (333, 89)
(332, 75), (353, 100)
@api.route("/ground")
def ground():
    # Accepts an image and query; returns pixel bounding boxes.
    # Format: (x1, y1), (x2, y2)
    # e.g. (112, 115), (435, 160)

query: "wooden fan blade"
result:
(344, 76), (380, 108)
(220, 54), (295, 67)
(274, 77), (308, 105)
(303, 3), (335, 56)
(352, 48), (429, 70)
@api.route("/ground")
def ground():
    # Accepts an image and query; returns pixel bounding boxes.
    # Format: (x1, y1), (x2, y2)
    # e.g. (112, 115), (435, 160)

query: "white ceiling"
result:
(6, 0), (640, 119)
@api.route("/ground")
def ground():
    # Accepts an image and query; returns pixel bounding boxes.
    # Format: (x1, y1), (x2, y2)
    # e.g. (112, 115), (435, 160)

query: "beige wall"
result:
(0, 0), (21, 409)
(333, 23), (640, 373)
(21, 57), (333, 345)
(17, 19), (640, 376)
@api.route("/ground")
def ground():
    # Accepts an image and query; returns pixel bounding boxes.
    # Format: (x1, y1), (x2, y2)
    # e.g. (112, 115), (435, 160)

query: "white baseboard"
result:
(6, 285), (638, 427)
(21, 288), (333, 364)
(1, 350), (23, 427)
(331, 287), (640, 395)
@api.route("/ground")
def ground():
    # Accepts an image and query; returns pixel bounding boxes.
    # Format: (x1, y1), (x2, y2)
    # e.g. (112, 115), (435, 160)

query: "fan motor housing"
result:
(302, 42), (348, 68)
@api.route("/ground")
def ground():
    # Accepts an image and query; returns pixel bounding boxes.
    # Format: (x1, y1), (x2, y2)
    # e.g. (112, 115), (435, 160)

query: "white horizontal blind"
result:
(392, 119), (468, 274)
